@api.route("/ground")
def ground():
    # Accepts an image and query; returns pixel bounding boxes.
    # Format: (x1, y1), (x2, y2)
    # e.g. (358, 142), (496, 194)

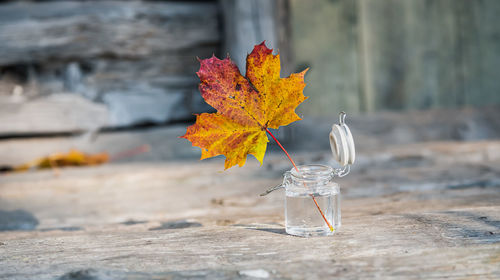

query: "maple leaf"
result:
(182, 42), (308, 169)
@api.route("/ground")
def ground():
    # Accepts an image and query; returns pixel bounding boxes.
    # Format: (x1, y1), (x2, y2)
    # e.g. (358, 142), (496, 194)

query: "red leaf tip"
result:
(253, 41), (273, 56)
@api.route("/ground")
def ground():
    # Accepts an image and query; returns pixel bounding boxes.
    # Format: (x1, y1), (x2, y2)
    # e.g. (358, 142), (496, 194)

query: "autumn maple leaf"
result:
(181, 42), (308, 169)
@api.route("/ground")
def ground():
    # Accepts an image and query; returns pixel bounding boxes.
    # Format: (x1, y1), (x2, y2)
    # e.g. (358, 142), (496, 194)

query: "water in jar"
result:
(285, 185), (340, 237)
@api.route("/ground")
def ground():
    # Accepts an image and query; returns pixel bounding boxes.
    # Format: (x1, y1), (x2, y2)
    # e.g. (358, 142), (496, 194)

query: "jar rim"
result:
(289, 164), (334, 180)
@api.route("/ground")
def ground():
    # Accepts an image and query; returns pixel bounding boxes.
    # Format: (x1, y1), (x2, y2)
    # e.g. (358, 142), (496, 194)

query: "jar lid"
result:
(329, 112), (355, 167)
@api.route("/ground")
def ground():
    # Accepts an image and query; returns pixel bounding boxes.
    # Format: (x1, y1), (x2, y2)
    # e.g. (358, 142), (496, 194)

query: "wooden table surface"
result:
(1, 141), (499, 279)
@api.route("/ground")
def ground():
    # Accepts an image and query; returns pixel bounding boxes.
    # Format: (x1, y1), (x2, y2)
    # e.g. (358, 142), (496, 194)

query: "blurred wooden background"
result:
(0, 0), (499, 136)
(0, 0), (291, 136)
(293, 0), (500, 114)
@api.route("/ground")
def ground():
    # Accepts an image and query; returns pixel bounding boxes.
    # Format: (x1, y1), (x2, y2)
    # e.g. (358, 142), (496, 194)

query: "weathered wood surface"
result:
(0, 94), (109, 135)
(0, 1), (219, 132)
(0, 1), (219, 64)
(0, 135), (499, 279)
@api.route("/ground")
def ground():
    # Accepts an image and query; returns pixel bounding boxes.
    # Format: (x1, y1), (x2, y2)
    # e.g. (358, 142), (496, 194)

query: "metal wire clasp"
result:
(334, 165), (350, 177)
(260, 171), (291, 196)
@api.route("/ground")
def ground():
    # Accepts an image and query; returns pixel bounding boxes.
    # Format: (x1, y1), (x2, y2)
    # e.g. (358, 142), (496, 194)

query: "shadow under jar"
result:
(283, 164), (341, 237)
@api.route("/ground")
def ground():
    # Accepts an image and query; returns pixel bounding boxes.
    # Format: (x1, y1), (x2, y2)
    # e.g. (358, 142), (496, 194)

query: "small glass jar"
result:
(282, 164), (341, 237)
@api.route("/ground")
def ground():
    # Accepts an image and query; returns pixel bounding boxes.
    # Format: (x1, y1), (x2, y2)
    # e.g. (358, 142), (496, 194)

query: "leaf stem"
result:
(265, 128), (334, 232)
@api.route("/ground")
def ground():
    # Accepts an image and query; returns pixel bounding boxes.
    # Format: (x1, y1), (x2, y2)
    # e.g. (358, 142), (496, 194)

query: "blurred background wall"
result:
(0, 0), (499, 140)
(0, 0), (221, 135)
(292, 0), (500, 115)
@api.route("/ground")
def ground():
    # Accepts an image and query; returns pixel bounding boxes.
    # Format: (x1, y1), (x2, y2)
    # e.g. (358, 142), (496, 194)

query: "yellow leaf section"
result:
(246, 42), (308, 129)
(13, 149), (109, 172)
(182, 113), (268, 169)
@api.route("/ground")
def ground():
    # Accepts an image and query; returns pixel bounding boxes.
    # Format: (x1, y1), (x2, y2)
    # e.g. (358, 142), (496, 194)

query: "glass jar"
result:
(282, 164), (341, 237)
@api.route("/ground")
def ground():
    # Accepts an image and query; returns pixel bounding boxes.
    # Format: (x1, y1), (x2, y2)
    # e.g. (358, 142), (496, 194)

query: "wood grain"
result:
(0, 1), (219, 65)
(0, 138), (499, 279)
(0, 1), (220, 133)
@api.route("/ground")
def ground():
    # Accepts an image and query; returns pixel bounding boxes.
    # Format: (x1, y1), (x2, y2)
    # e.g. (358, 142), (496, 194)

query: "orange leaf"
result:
(182, 42), (308, 169)
(12, 149), (109, 172)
